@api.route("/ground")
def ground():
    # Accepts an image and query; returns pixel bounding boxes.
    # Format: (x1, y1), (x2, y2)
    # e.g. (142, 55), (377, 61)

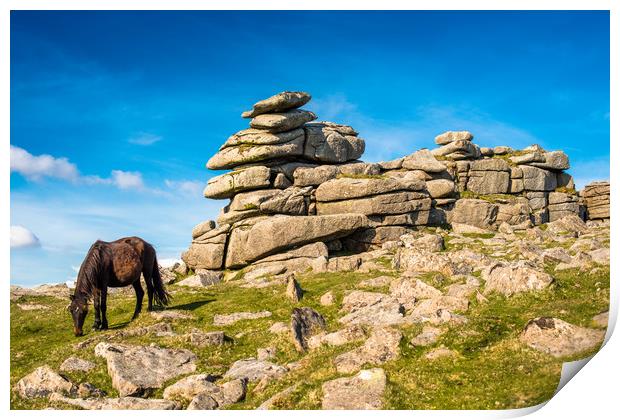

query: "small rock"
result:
(268, 321), (289, 334)
(224, 359), (287, 382)
(334, 327), (402, 373)
(359, 276), (393, 288)
(14, 366), (75, 398)
(213, 310), (272, 326)
(163, 374), (219, 401)
(592, 312), (609, 328)
(16, 303), (49, 311)
(307, 325), (367, 350)
(257, 347), (277, 361)
(291, 307), (327, 351)
(188, 329), (227, 348)
(410, 326), (443, 347)
(150, 310), (195, 321)
(520, 317), (605, 357)
(319, 291), (335, 306)
(77, 382), (106, 398)
(187, 392), (219, 410)
(286, 274), (303, 302)
(49, 393), (180, 410)
(321, 368), (387, 410)
(424, 346), (458, 360)
(59, 356), (96, 373)
(177, 271), (223, 287)
(257, 384), (299, 410)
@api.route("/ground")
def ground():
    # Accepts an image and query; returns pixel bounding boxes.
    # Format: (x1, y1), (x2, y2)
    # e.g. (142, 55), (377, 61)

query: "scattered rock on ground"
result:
(333, 327), (402, 373)
(319, 291), (335, 306)
(188, 329), (227, 348)
(14, 366), (75, 399)
(285, 274), (303, 302)
(411, 326), (443, 347)
(224, 359), (287, 382)
(592, 312), (609, 328)
(321, 368), (387, 410)
(213, 310), (272, 326)
(151, 310), (195, 321)
(291, 307), (327, 351)
(519, 317), (605, 358)
(49, 393), (181, 409)
(95, 342), (197, 397)
(59, 356), (96, 373)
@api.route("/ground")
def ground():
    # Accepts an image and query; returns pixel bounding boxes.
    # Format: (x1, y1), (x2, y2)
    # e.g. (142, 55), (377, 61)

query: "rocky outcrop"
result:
(182, 89), (605, 273)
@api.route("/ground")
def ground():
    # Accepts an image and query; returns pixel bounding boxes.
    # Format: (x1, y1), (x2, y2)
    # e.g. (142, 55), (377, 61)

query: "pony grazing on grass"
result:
(68, 236), (170, 336)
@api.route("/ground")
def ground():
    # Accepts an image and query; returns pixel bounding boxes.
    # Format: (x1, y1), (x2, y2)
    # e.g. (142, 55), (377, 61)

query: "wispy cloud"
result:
(10, 145), (80, 182)
(10, 225), (41, 249)
(129, 132), (163, 146)
(164, 179), (204, 197)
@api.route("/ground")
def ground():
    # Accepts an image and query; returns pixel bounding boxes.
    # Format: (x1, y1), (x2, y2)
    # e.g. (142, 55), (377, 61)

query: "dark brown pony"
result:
(68, 236), (170, 336)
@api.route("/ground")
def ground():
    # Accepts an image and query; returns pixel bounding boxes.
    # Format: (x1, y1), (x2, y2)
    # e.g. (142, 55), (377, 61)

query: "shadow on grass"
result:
(165, 299), (216, 312)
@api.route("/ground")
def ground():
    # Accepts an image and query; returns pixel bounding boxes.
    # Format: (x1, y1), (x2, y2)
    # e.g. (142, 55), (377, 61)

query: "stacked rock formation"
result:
(582, 181), (610, 220)
(182, 90), (606, 272)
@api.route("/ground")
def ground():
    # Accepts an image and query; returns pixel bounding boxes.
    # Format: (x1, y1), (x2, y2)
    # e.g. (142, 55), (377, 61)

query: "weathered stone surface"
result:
(177, 271), (223, 287)
(467, 159), (510, 194)
(224, 359), (287, 382)
(435, 130), (473, 145)
(339, 291), (404, 326)
(520, 317), (604, 357)
(592, 312), (609, 328)
(292, 165), (338, 186)
(510, 151), (545, 165)
(303, 122), (365, 163)
(250, 109), (317, 133)
(402, 149), (447, 172)
(425, 179), (456, 198)
(583, 181), (610, 220)
(321, 368), (386, 410)
(94, 342), (197, 397)
(334, 327), (402, 373)
(192, 220), (216, 239)
(424, 346), (458, 360)
(207, 131), (305, 169)
(520, 165), (558, 191)
(390, 278), (442, 306)
(320, 291), (336, 306)
(242, 91), (311, 118)
(213, 310), (272, 326)
(482, 261), (554, 296)
(188, 329), (227, 348)
(316, 177), (424, 202)
(432, 140), (480, 159)
(410, 296), (469, 319)
(204, 166), (271, 199)
(59, 356), (96, 373)
(291, 307), (327, 351)
(317, 191), (430, 216)
(449, 199), (498, 230)
(49, 394), (180, 410)
(378, 157), (404, 170)
(225, 214), (369, 267)
(411, 326), (443, 346)
(151, 310), (194, 321)
(14, 366), (75, 398)
(343, 226), (413, 252)
(529, 151), (570, 171)
(163, 374), (218, 401)
(257, 186), (311, 215)
(368, 210), (431, 227)
(394, 249), (466, 278)
(257, 384), (299, 410)
(307, 325), (367, 350)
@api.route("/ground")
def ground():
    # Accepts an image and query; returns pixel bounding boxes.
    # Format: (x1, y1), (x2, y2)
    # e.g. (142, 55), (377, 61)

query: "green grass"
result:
(11, 259), (609, 410)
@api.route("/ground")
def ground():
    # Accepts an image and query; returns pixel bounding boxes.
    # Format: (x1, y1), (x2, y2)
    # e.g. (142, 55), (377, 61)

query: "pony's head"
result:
(68, 294), (88, 336)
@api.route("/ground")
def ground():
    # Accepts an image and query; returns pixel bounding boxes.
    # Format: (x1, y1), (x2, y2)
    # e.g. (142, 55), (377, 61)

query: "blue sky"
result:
(10, 10), (609, 286)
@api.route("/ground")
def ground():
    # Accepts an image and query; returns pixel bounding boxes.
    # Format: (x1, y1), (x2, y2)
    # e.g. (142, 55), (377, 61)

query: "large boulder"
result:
(207, 129), (305, 169)
(316, 177), (425, 202)
(242, 91), (311, 118)
(182, 224), (230, 270)
(449, 199), (498, 230)
(203, 166), (271, 199)
(250, 109), (317, 133)
(466, 159), (511, 194)
(225, 214), (369, 267)
(402, 149), (447, 172)
(582, 181), (610, 220)
(290, 307), (327, 351)
(435, 130), (473, 145)
(321, 368), (387, 410)
(520, 165), (557, 191)
(303, 122), (365, 163)
(316, 191), (431, 216)
(94, 342), (197, 397)
(529, 151), (570, 171)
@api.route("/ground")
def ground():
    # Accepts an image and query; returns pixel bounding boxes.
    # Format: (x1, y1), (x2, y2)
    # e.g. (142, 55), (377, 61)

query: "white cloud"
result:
(164, 179), (204, 196)
(569, 158), (610, 190)
(111, 170), (145, 190)
(10, 225), (41, 249)
(129, 132), (163, 146)
(10, 145), (80, 182)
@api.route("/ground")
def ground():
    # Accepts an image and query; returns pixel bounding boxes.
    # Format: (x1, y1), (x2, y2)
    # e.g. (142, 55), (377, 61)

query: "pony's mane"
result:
(75, 242), (104, 298)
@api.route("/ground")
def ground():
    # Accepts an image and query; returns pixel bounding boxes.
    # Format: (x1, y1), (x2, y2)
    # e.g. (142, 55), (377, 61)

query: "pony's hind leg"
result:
(142, 265), (155, 312)
(132, 281), (144, 320)
(100, 288), (109, 330)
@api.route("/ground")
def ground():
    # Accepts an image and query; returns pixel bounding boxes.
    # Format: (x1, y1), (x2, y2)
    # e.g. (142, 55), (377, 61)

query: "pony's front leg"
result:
(92, 289), (101, 330)
(100, 288), (108, 330)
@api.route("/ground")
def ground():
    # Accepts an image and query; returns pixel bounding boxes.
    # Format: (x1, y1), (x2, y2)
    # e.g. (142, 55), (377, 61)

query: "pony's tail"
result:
(151, 252), (171, 307)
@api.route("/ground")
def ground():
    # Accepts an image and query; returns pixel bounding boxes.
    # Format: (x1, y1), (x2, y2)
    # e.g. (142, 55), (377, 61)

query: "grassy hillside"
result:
(10, 251), (609, 410)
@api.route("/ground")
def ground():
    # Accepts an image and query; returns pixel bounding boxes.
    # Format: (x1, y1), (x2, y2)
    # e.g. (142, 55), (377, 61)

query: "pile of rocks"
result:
(181, 90), (607, 273)
(582, 181), (610, 220)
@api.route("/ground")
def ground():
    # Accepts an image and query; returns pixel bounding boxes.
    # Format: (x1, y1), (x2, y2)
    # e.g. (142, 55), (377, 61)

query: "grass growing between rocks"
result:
(11, 261), (609, 410)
